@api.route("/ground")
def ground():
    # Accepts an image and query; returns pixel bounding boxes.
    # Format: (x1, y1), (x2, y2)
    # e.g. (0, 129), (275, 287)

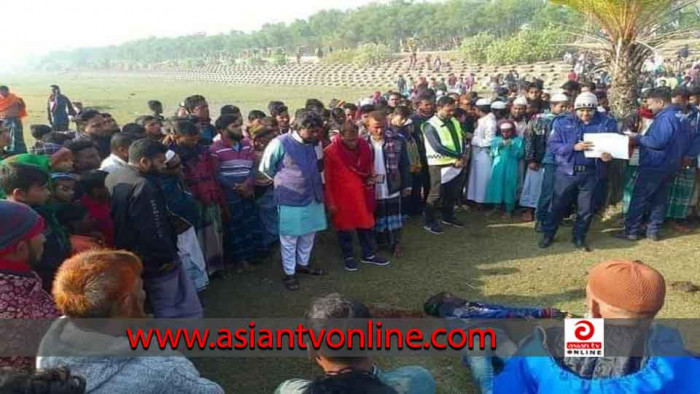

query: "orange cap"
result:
(588, 260), (666, 314)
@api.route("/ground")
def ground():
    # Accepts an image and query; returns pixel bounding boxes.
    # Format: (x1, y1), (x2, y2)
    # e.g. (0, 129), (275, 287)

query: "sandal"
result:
(295, 265), (325, 276)
(283, 275), (299, 291)
(391, 244), (403, 258)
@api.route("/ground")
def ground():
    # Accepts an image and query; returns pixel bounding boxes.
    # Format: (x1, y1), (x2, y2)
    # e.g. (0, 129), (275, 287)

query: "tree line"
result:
(35, 0), (699, 71)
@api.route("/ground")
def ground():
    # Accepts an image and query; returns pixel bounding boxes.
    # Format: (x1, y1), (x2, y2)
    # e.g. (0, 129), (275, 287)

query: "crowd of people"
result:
(0, 69), (699, 393)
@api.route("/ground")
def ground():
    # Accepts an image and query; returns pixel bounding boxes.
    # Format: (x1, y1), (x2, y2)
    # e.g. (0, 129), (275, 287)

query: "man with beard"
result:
(106, 139), (202, 318)
(0, 200), (59, 371)
(74, 110), (112, 159)
(259, 110), (327, 291)
(210, 115), (265, 273)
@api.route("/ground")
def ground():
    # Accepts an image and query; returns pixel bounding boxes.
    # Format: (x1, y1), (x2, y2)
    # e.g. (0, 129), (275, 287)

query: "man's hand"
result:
(624, 131), (639, 139)
(454, 158), (465, 168)
(401, 187), (412, 197)
(574, 141), (595, 151)
(528, 162), (541, 171)
(600, 152), (613, 162)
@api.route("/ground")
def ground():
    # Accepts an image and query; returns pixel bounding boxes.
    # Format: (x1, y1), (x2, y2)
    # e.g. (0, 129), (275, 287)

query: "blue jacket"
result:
(636, 105), (689, 172)
(547, 112), (618, 176)
(681, 106), (700, 158)
(493, 324), (700, 394)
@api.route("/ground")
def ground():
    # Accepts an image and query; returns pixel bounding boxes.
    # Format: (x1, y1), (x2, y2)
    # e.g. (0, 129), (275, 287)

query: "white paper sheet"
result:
(583, 133), (630, 160)
(441, 166), (462, 184)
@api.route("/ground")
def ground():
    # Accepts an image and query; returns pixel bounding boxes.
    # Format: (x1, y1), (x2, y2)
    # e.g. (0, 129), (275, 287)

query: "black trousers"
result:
(423, 165), (465, 225)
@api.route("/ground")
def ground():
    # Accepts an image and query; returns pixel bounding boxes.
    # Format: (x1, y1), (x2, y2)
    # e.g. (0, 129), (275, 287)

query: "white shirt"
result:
(371, 139), (399, 200)
(99, 153), (127, 174)
(473, 113), (497, 148)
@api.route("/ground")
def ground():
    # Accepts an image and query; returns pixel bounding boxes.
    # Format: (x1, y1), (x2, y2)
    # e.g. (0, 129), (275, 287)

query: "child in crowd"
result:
(79, 170), (114, 246)
(251, 126), (279, 251)
(247, 110), (266, 133)
(50, 173), (76, 205)
(0, 163), (71, 290)
(486, 120), (524, 218)
(55, 202), (105, 255)
(169, 120), (226, 276)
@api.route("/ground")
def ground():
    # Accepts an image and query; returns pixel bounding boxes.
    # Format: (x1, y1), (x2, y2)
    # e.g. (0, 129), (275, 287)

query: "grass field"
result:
(3, 73), (700, 393)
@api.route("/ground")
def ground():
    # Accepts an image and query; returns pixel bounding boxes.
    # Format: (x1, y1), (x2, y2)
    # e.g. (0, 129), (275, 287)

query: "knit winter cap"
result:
(574, 92), (598, 110)
(0, 200), (46, 255)
(588, 260), (666, 314)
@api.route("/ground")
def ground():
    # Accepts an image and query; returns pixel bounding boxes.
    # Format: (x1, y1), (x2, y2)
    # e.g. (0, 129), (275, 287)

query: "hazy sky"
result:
(3, 0), (384, 70)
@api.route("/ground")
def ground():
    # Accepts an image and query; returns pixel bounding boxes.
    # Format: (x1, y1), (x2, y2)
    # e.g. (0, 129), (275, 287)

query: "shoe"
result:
(535, 222), (543, 233)
(573, 239), (591, 252)
(361, 255), (390, 266)
(647, 233), (660, 242)
(283, 275), (299, 291)
(441, 218), (465, 228)
(344, 257), (359, 272)
(612, 232), (639, 241)
(423, 224), (444, 235)
(538, 236), (554, 249)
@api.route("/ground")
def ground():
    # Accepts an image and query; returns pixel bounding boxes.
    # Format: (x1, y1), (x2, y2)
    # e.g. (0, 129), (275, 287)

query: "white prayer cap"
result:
(475, 98), (491, 106)
(512, 96), (528, 107)
(164, 150), (176, 164)
(359, 98), (374, 107)
(491, 101), (507, 110)
(499, 122), (514, 130)
(574, 92), (598, 110)
(550, 93), (570, 103)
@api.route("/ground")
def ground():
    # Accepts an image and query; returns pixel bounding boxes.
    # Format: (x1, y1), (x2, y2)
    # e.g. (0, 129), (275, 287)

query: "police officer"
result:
(539, 92), (616, 251)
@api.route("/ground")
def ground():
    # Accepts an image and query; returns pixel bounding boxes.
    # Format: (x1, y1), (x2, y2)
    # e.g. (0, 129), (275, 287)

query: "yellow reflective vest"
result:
(422, 116), (465, 166)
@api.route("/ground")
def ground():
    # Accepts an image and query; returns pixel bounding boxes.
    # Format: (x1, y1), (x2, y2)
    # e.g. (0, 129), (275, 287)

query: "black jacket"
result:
(105, 165), (179, 277)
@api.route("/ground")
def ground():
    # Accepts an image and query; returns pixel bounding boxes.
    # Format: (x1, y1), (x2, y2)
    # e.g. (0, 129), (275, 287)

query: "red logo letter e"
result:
(574, 320), (595, 341)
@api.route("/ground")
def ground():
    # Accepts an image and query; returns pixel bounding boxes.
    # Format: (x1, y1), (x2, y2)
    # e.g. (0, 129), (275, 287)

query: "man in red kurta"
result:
(325, 123), (389, 272)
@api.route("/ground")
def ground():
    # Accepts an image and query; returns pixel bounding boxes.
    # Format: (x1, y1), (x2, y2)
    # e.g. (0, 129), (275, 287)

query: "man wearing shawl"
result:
(365, 111), (411, 258)
(325, 122), (388, 271)
(0, 86), (27, 155)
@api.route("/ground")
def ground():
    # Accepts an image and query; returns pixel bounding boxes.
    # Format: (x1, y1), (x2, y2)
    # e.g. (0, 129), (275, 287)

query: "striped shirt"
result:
(209, 138), (256, 196)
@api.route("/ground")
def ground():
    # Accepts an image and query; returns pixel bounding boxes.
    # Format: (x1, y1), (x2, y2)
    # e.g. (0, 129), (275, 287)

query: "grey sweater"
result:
(36, 318), (224, 394)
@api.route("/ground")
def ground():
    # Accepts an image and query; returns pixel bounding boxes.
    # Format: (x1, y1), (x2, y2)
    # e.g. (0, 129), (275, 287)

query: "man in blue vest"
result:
(47, 85), (76, 131)
(539, 92), (616, 252)
(259, 110), (327, 291)
(616, 88), (690, 241)
(421, 96), (467, 234)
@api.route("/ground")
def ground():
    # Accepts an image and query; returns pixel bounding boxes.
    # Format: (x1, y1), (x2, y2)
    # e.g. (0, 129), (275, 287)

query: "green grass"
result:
(4, 74), (700, 393)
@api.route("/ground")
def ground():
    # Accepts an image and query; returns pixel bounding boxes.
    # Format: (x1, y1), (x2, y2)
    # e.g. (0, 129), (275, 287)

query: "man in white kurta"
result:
(467, 99), (497, 204)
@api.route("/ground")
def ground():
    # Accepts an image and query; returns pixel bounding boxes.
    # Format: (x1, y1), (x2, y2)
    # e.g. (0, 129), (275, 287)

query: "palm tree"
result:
(550, 0), (697, 118)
